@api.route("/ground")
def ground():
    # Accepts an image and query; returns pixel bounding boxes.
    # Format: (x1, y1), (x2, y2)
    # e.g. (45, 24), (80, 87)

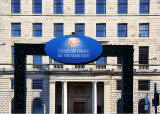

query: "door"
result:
(74, 102), (85, 113)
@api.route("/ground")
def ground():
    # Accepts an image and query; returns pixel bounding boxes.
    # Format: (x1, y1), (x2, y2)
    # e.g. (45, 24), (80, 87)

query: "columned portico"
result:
(92, 82), (97, 114)
(62, 81), (68, 114)
(50, 80), (104, 114)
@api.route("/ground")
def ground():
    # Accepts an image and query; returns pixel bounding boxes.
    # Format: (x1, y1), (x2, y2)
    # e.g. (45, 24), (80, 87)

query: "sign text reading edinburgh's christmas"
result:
(45, 35), (103, 64)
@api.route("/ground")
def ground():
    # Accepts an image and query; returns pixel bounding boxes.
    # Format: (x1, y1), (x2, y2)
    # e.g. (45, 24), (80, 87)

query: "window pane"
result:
(117, 57), (122, 69)
(118, 24), (127, 37)
(11, 23), (21, 37)
(139, 23), (149, 37)
(54, 23), (63, 37)
(96, 24), (106, 37)
(96, 57), (106, 65)
(117, 80), (121, 90)
(96, 57), (106, 69)
(75, 0), (84, 14)
(33, 24), (42, 37)
(96, 0), (106, 14)
(33, 0), (42, 14)
(12, 46), (15, 65)
(11, 0), (20, 13)
(117, 57), (122, 64)
(118, 0), (127, 14)
(75, 24), (85, 36)
(54, 0), (63, 14)
(140, 0), (149, 14)
(33, 55), (42, 64)
(11, 79), (14, 89)
(139, 46), (149, 64)
(49, 57), (53, 63)
(138, 80), (150, 90)
(33, 80), (43, 89)
(33, 55), (42, 69)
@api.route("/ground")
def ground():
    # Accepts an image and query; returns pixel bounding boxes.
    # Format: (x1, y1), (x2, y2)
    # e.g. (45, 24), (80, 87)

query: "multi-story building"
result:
(0, 0), (160, 113)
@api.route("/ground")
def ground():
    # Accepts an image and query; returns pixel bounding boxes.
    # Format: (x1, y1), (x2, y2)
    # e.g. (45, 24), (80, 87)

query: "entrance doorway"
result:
(55, 82), (104, 113)
(74, 102), (85, 113)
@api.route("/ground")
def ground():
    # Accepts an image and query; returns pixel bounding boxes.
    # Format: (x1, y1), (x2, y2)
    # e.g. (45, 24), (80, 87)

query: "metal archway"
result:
(14, 43), (133, 113)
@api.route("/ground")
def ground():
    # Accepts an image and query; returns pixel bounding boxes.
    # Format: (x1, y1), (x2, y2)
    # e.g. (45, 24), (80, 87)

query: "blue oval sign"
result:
(45, 35), (103, 64)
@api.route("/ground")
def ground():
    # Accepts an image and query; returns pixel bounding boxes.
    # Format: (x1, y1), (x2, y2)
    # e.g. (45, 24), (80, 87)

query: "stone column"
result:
(49, 81), (55, 114)
(92, 82), (97, 114)
(104, 81), (111, 114)
(62, 81), (67, 114)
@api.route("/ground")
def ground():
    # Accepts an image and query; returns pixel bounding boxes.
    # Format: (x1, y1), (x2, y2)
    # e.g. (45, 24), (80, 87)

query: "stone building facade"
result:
(0, 0), (160, 113)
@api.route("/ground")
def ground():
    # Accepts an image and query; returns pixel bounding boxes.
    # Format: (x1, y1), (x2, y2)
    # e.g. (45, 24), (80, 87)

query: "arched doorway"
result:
(138, 99), (150, 114)
(11, 99), (14, 114)
(32, 98), (43, 114)
(117, 99), (122, 114)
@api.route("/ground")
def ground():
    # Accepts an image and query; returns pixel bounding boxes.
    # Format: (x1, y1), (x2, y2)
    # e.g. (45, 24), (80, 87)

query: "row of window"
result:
(11, 0), (149, 14)
(11, 23), (149, 37)
(11, 79), (43, 89)
(117, 80), (150, 90)
(11, 78), (150, 91)
(12, 47), (149, 67)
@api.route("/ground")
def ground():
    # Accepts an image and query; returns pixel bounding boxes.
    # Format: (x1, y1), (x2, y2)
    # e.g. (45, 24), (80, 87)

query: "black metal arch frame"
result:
(14, 43), (133, 113)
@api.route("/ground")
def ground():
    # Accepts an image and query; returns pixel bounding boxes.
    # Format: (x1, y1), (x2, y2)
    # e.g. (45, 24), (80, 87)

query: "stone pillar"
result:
(104, 81), (111, 114)
(49, 81), (55, 114)
(92, 82), (97, 114)
(62, 81), (67, 114)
